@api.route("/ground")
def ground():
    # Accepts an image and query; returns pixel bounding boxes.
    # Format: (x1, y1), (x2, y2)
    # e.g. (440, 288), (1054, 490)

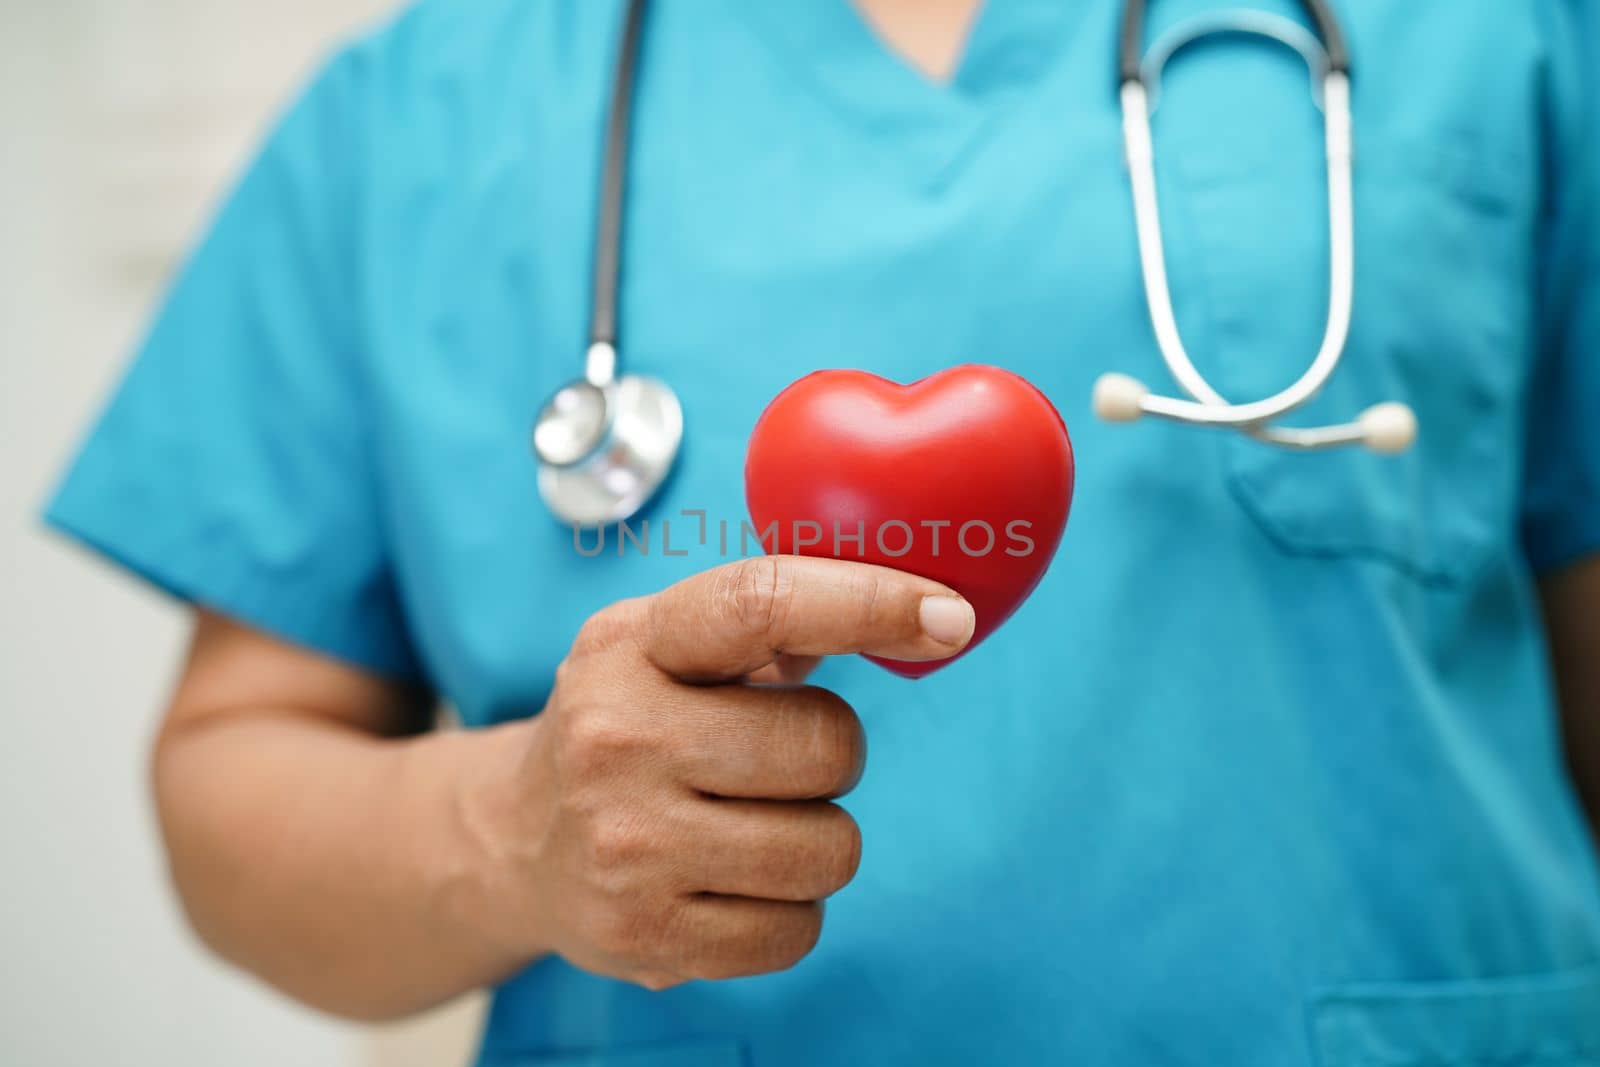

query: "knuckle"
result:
(573, 600), (644, 656)
(721, 557), (793, 645)
(855, 567), (889, 628)
(558, 707), (648, 779)
(796, 688), (865, 796)
(818, 808), (864, 893)
(584, 813), (650, 876)
(771, 903), (825, 970)
(820, 693), (867, 791)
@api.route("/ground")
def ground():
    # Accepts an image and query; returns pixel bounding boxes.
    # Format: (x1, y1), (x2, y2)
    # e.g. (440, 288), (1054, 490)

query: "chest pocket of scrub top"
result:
(1308, 967), (1600, 1066)
(1166, 133), (1533, 586)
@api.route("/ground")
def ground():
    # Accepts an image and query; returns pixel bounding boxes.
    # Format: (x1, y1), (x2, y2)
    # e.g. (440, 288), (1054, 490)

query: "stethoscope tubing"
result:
(1099, 3), (1417, 453)
(1119, 69), (1356, 434)
(1119, 0), (1351, 86)
(586, 0), (648, 387)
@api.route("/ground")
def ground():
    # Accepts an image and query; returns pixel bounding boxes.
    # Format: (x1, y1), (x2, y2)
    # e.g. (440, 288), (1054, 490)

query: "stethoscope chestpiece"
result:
(534, 378), (612, 468)
(533, 343), (684, 528)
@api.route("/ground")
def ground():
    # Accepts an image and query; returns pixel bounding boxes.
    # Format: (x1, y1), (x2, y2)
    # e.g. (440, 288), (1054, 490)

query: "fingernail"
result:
(919, 596), (975, 647)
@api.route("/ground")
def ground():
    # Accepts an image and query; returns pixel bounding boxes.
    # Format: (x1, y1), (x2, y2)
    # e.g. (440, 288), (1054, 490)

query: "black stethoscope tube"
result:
(589, 0), (649, 355)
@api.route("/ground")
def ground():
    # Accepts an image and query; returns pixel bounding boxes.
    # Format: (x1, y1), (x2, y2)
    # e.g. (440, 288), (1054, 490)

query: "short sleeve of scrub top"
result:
(1521, 0), (1600, 574)
(43, 44), (423, 681)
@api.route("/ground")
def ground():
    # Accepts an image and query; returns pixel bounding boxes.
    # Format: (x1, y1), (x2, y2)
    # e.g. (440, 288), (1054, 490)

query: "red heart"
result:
(744, 365), (1075, 678)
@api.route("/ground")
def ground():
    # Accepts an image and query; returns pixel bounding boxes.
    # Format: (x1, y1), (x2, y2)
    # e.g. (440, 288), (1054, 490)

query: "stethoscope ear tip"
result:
(1357, 402), (1418, 454)
(1093, 373), (1151, 423)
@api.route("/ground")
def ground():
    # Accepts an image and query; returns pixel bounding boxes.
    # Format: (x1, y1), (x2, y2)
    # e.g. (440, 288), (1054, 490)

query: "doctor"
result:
(46, 0), (1600, 1063)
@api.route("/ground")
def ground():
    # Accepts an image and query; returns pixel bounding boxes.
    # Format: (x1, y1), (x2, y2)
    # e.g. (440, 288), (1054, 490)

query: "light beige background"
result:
(2, 2), (484, 1063)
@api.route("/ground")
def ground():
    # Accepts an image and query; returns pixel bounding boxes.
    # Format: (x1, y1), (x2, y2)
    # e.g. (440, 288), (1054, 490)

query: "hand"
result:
(475, 556), (975, 990)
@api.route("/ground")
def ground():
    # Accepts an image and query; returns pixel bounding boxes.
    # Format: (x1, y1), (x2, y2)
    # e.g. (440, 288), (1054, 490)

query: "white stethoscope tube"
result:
(1094, 13), (1417, 454)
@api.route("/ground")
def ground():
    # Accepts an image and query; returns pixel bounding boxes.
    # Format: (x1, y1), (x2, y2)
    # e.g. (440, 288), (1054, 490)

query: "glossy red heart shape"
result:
(744, 365), (1074, 678)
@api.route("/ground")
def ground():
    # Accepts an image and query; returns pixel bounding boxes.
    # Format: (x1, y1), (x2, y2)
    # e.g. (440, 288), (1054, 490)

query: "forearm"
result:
(153, 710), (543, 1020)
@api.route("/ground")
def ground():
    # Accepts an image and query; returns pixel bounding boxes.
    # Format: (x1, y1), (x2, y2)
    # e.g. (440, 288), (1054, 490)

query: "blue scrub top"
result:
(46, 0), (1600, 1063)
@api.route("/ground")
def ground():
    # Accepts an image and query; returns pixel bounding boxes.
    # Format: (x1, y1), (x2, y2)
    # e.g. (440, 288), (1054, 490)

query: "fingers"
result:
(669, 897), (825, 981)
(545, 557), (951, 989)
(687, 799), (862, 902)
(662, 682), (866, 800)
(645, 556), (976, 682)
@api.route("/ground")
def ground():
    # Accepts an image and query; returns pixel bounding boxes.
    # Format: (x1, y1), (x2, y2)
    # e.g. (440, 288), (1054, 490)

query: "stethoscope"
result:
(533, 0), (1417, 528)
(1093, 0), (1417, 453)
(531, 0), (680, 528)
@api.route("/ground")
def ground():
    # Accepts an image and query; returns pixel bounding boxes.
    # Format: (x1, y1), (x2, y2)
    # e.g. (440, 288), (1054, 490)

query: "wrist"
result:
(439, 718), (556, 968)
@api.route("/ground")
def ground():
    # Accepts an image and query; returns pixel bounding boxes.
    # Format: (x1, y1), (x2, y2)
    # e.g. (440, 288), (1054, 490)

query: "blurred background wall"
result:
(1, 2), (484, 1063)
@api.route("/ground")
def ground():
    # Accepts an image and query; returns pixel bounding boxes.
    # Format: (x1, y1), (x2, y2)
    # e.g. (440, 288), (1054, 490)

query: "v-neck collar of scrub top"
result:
(742, 0), (1089, 188)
